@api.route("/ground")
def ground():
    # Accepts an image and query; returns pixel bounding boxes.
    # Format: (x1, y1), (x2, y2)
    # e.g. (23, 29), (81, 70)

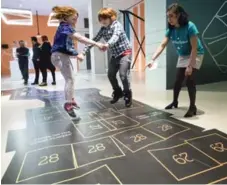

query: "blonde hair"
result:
(98, 8), (117, 21)
(52, 6), (78, 20)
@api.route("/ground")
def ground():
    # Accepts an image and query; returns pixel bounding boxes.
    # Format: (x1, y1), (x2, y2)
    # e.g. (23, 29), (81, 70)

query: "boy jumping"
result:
(82, 8), (132, 107)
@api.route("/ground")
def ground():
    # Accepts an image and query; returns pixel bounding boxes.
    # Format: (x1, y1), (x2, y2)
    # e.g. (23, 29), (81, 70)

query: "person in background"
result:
(39, 35), (56, 86)
(16, 40), (30, 85)
(31, 37), (41, 85)
(51, 6), (105, 120)
(146, 3), (204, 117)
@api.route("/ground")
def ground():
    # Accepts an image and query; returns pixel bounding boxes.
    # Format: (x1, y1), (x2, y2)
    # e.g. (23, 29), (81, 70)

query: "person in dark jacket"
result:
(39, 35), (56, 86)
(16, 40), (29, 85)
(31, 37), (41, 85)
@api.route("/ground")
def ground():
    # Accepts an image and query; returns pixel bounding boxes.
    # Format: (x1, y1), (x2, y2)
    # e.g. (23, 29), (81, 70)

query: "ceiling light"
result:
(0, 8), (33, 25)
(47, 12), (59, 27)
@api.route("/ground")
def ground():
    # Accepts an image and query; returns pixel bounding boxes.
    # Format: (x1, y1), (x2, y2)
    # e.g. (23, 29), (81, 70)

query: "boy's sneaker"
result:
(124, 90), (132, 107)
(110, 88), (123, 104)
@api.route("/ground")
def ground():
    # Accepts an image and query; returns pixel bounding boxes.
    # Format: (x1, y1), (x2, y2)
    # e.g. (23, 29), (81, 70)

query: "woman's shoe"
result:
(184, 106), (197, 118)
(165, 101), (178, 109)
(52, 82), (56, 85)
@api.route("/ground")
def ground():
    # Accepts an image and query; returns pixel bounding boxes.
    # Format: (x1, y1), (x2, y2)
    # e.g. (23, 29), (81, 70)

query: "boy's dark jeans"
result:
(108, 54), (132, 93)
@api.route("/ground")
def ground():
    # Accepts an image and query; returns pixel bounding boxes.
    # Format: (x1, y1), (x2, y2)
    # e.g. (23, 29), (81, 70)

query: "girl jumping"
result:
(51, 6), (104, 120)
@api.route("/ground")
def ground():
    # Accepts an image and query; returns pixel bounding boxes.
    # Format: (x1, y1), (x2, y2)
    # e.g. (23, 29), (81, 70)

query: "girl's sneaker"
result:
(64, 103), (80, 121)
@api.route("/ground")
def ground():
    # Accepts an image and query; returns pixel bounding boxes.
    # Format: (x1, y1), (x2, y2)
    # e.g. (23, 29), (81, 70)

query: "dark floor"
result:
(1, 87), (227, 184)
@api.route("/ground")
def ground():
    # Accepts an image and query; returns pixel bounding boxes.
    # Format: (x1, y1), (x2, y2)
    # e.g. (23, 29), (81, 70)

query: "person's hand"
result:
(101, 43), (109, 51)
(76, 53), (84, 62)
(95, 42), (103, 50)
(95, 43), (108, 51)
(37, 58), (40, 61)
(145, 60), (155, 70)
(185, 66), (193, 76)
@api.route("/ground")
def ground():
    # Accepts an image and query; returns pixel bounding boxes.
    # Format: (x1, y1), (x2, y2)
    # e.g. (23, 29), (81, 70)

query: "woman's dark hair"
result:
(41, 35), (48, 42)
(31, 36), (38, 42)
(167, 3), (189, 29)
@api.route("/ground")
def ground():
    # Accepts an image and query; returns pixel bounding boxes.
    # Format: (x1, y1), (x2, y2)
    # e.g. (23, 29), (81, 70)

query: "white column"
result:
(145, 0), (167, 90)
(88, 0), (106, 74)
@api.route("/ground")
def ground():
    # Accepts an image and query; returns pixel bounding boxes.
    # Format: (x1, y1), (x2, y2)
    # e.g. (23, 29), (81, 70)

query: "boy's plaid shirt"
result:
(83, 20), (131, 57)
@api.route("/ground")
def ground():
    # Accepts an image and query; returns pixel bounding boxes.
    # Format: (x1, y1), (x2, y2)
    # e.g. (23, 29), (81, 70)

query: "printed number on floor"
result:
(130, 134), (147, 143)
(158, 124), (173, 132)
(210, 142), (227, 152)
(88, 143), (106, 153)
(38, 154), (59, 166)
(112, 120), (125, 125)
(44, 115), (53, 121)
(89, 124), (103, 130)
(150, 112), (162, 117)
(172, 152), (194, 165)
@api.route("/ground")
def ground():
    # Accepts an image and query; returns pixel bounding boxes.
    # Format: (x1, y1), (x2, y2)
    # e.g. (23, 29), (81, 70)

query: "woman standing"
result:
(147, 3), (204, 117)
(39, 35), (56, 86)
(51, 6), (104, 120)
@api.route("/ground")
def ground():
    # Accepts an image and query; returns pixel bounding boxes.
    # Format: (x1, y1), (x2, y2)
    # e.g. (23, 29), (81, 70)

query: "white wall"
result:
(103, 0), (142, 11)
(76, 14), (89, 70)
(88, 0), (106, 74)
(145, 0), (167, 91)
